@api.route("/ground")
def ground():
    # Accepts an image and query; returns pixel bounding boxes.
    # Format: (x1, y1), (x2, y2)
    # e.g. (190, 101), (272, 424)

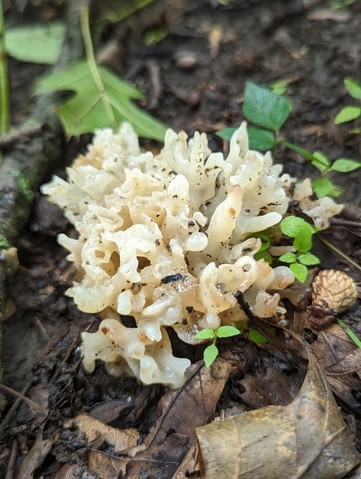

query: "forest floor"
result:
(1, 0), (361, 478)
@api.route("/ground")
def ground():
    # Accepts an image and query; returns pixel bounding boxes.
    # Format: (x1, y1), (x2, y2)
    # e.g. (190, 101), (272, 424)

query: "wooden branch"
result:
(0, 0), (86, 368)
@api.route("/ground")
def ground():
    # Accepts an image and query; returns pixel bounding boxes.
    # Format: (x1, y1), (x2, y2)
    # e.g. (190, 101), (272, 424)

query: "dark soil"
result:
(1, 1), (361, 478)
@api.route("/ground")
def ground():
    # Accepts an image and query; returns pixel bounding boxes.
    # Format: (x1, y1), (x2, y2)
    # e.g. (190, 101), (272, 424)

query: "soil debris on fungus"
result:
(2, 1), (361, 477)
(41, 122), (341, 387)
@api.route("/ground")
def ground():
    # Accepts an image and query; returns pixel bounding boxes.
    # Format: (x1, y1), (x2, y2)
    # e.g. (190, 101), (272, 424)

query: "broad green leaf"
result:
(280, 216), (314, 238)
(216, 127), (237, 141)
(248, 328), (268, 344)
(335, 105), (361, 124)
(279, 252), (297, 263)
(290, 263), (308, 283)
(311, 151), (331, 173)
(254, 250), (273, 264)
(331, 158), (361, 173)
(248, 127), (275, 151)
(35, 61), (167, 140)
(312, 177), (343, 198)
(195, 328), (216, 340)
(344, 77), (361, 100)
(298, 252), (320, 266)
(216, 326), (241, 338)
(242, 81), (292, 131)
(204, 343), (219, 368)
(293, 231), (312, 253)
(5, 22), (65, 64)
(282, 141), (314, 161)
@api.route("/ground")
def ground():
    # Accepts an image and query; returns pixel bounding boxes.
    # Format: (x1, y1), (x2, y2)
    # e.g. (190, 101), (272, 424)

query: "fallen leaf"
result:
(172, 442), (200, 479)
(88, 449), (127, 478)
(74, 414), (139, 453)
(35, 61), (167, 139)
(196, 347), (360, 479)
(311, 323), (361, 413)
(125, 358), (232, 478)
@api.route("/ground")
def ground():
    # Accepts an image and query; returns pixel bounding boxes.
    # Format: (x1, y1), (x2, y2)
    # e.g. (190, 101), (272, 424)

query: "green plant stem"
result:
(337, 319), (361, 349)
(319, 236), (361, 274)
(0, 0), (10, 137)
(80, 2), (115, 127)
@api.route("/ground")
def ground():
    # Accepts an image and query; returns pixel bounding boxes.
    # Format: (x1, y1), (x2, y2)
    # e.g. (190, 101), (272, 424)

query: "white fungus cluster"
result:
(41, 123), (342, 388)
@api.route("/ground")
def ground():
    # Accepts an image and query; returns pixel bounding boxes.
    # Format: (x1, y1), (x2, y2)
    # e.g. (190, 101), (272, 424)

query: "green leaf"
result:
(242, 81), (292, 131)
(5, 22), (65, 64)
(216, 326), (241, 338)
(282, 141), (314, 161)
(331, 158), (361, 173)
(335, 105), (361, 124)
(254, 250), (273, 264)
(100, 0), (156, 23)
(290, 262), (308, 283)
(269, 79), (290, 96)
(344, 77), (361, 100)
(311, 151), (331, 173)
(248, 127), (275, 151)
(298, 252), (320, 266)
(257, 234), (271, 251)
(293, 232), (312, 253)
(279, 252), (297, 263)
(195, 328), (216, 340)
(216, 127), (237, 141)
(337, 319), (361, 349)
(248, 328), (268, 344)
(312, 177), (343, 199)
(280, 216), (314, 238)
(35, 61), (167, 140)
(203, 342), (219, 368)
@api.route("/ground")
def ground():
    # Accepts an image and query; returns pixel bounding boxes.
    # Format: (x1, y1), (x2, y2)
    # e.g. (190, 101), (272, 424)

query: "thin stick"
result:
(80, 2), (116, 127)
(318, 236), (361, 274)
(0, 383), (46, 415)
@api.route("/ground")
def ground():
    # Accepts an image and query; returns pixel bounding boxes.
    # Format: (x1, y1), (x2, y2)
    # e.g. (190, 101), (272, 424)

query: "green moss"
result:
(13, 171), (34, 202)
(0, 234), (11, 249)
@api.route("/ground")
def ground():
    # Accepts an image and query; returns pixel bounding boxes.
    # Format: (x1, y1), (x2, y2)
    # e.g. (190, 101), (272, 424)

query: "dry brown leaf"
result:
(74, 414), (139, 453)
(154, 357), (233, 440)
(238, 364), (304, 409)
(172, 442), (200, 479)
(125, 358), (232, 479)
(53, 464), (86, 479)
(88, 449), (127, 478)
(196, 348), (360, 479)
(311, 323), (361, 412)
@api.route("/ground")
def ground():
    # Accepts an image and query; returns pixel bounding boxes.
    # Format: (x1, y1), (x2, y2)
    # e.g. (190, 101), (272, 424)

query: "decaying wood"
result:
(0, 0), (86, 369)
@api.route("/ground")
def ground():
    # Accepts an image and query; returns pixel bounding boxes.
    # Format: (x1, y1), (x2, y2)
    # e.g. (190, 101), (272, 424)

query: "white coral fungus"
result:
(41, 123), (341, 388)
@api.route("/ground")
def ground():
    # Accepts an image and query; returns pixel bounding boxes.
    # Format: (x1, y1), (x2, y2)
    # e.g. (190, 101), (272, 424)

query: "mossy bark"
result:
(0, 0), (85, 369)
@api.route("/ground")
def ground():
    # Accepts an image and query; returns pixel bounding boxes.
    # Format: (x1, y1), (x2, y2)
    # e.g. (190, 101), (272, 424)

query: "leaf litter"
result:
(2, 0), (361, 477)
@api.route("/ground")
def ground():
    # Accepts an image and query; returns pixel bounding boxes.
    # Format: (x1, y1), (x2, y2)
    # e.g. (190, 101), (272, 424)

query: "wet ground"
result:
(1, 1), (361, 477)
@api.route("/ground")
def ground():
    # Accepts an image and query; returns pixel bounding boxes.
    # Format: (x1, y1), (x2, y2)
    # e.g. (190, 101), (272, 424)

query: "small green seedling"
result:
(195, 324), (269, 367)
(335, 77), (361, 130)
(217, 81), (292, 151)
(217, 81), (361, 199)
(195, 325), (241, 367)
(279, 216), (319, 282)
(2, 4), (166, 141)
